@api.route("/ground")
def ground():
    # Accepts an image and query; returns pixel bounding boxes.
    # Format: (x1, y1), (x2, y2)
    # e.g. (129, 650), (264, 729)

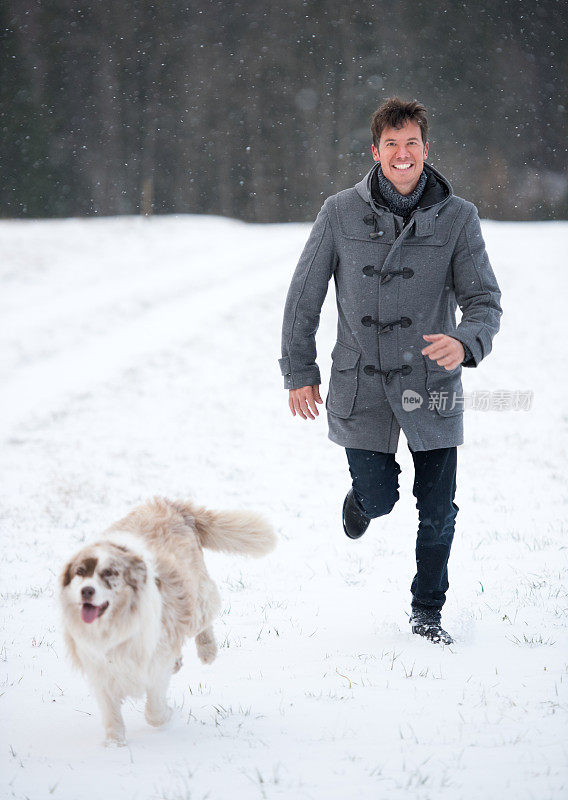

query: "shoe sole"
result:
(342, 493), (368, 539)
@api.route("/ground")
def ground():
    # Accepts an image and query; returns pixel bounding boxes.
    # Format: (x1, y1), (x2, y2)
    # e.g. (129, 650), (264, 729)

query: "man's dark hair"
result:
(370, 97), (429, 148)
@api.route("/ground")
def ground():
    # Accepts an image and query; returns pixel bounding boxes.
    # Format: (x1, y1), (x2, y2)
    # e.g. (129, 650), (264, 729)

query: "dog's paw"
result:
(196, 629), (217, 664)
(198, 642), (217, 664)
(145, 704), (173, 727)
(104, 731), (127, 748)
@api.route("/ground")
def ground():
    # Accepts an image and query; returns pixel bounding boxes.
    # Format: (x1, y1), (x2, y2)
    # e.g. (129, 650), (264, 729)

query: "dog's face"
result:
(60, 542), (147, 634)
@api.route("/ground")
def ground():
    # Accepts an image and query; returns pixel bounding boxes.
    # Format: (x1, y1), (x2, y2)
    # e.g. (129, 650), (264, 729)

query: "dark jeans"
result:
(345, 444), (459, 613)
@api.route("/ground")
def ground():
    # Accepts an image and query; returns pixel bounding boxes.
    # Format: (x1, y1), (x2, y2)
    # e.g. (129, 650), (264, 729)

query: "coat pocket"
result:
(423, 358), (463, 417)
(326, 341), (361, 419)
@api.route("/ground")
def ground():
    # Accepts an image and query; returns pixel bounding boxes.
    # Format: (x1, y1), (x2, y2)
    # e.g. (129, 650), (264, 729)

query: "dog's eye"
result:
(76, 566), (86, 576)
(100, 568), (117, 579)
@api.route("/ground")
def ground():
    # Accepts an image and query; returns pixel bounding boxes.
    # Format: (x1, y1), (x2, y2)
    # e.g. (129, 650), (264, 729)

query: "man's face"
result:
(371, 120), (429, 196)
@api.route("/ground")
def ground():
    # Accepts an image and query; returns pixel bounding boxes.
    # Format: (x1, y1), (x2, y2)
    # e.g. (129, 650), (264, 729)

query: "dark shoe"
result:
(342, 489), (370, 539)
(410, 609), (454, 645)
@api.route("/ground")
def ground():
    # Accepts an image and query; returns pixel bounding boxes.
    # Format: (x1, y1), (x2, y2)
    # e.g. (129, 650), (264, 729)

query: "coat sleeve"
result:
(279, 204), (337, 389)
(449, 206), (503, 368)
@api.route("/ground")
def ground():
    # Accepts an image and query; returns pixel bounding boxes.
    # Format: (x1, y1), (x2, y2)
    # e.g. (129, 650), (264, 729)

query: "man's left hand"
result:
(421, 334), (465, 370)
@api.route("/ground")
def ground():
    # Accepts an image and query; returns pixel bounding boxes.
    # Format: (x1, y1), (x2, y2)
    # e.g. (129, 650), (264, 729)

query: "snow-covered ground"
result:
(1, 214), (567, 800)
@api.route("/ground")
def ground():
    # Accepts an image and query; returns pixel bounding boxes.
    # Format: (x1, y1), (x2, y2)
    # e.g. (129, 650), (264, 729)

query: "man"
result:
(279, 97), (502, 645)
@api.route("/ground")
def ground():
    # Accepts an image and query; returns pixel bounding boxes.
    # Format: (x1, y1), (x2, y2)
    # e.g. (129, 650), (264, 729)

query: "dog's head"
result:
(60, 541), (148, 633)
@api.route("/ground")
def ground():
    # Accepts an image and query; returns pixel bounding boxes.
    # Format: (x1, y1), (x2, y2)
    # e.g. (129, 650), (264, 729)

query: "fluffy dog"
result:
(59, 497), (276, 745)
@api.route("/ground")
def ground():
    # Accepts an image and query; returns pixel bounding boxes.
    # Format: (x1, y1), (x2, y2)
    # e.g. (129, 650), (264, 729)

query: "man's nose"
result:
(81, 586), (95, 601)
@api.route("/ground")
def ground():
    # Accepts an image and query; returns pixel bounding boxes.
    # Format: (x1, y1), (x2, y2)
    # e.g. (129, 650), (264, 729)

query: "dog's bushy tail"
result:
(170, 500), (276, 557)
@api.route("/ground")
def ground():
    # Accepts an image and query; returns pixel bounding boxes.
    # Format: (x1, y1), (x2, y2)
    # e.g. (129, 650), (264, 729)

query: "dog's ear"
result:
(123, 554), (147, 592)
(62, 558), (75, 588)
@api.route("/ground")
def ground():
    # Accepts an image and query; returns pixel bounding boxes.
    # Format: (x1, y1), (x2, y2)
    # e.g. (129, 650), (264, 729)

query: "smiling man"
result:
(279, 97), (502, 645)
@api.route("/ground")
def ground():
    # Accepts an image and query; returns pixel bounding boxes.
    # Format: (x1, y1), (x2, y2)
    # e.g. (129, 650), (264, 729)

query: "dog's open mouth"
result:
(81, 601), (109, 624)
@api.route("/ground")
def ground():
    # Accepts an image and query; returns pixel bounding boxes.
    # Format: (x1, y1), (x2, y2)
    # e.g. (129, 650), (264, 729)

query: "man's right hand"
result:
(288, 385), (323, 420)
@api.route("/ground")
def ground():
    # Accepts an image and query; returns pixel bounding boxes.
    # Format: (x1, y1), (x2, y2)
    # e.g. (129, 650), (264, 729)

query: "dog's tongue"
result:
(81, 603), (99, 624)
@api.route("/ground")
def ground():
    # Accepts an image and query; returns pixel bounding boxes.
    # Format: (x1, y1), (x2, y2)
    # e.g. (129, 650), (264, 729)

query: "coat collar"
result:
(354, 161), (453, 216)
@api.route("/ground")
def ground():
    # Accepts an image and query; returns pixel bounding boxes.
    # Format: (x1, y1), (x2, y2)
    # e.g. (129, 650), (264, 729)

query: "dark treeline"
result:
(1, 0), (566, 222)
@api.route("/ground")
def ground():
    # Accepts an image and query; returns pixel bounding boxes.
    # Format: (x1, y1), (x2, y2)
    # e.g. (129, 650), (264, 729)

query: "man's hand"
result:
(421, 334), (465, 371)
(288, 385), (323, 420)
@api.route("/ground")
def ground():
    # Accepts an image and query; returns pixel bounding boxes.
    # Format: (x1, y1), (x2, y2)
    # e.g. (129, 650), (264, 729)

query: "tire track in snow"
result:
(1, 223), (300, 373)
(1, 249), (296, 437)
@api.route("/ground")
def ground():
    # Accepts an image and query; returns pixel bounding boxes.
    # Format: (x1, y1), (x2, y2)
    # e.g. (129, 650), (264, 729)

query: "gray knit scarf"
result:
(376, 164), (427, 218)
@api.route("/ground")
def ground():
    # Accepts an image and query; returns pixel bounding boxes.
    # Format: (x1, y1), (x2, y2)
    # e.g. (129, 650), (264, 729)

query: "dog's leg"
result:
(196, 626), (217, 664)
(145, 660), (174, 727)
(93, 685), (127, 747)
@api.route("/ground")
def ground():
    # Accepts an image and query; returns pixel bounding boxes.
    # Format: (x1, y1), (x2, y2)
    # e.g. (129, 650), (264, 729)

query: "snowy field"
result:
(1, 214), (567, 800)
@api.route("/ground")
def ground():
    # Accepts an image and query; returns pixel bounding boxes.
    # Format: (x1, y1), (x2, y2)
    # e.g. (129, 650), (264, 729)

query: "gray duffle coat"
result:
(279, 161), (503, 453)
